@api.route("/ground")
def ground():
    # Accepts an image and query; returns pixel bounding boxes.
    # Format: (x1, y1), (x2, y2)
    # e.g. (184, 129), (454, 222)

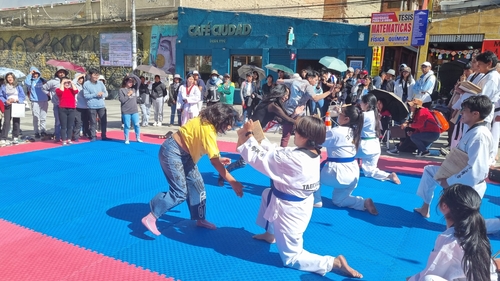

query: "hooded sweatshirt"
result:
(24, 67), (48, 102)
(42, 68), (69, 106)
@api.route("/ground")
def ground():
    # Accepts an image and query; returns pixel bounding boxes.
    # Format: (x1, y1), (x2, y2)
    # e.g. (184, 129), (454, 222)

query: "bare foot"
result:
(252, 232), (276, 244)
(196, 219), (217, 230)
(332, 255), (363, 278)
(364, 198), (378, 215)
(389, 172), (401, 184)
(313, 202), (323, 208)
(414, 207), (430, 218)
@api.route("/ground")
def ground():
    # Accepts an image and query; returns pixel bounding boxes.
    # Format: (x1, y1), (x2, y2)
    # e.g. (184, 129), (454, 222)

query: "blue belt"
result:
(321, 157), (356, 169)
(361, 137), (377, 140)
(272, 187), (306, 202)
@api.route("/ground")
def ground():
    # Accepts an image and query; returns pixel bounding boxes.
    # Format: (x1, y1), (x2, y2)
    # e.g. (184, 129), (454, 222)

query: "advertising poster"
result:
(100, 33), (132, 67)
(369, 10), (428, 47)
(150, 25), (177, 75)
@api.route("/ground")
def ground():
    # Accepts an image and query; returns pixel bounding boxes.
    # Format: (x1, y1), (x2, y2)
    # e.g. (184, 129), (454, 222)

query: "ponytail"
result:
(342, 105), (364, 150)
(439, 184), (492, 281)
(361, 93), (381, 137)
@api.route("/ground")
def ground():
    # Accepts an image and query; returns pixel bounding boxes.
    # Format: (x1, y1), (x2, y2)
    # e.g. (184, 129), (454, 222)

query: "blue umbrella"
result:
(0, 67), (26, 79)
(319, 56), (348, 72)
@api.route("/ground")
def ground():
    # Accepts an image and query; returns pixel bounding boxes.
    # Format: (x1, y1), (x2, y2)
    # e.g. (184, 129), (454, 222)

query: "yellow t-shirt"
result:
(179, 116), (220, 163)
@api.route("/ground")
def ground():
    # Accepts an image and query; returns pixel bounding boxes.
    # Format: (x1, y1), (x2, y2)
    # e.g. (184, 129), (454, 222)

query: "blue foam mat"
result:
(1, 141), (500, 280)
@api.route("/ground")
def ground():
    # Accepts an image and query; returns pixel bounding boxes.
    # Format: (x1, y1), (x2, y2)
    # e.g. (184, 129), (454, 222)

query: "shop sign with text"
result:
(482, 39), (500, 58)
(369, 10), (428, 47)
(189, 23), (252, 37)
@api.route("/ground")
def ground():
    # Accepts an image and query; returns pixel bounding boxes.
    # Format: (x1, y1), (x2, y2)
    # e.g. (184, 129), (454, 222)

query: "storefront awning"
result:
(429, 34), (484, 43)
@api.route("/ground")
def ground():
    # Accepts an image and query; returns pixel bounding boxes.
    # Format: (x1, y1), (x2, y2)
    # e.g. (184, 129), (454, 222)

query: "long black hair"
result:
(438, 184), (492, 281)
(341, 105), (364, 150)
(361, 93), (381, 137)
(199, 103), (239, 134)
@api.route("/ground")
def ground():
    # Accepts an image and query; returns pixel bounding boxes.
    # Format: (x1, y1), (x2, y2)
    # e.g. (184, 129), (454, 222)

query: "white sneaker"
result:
(125, 140), (130, 144)
(0, 140), (6, 147)
(158, 122), (162, 127)
(12, 138), (19, 145)
(137, 139), (143, 143)
(153, 122), (157, 126)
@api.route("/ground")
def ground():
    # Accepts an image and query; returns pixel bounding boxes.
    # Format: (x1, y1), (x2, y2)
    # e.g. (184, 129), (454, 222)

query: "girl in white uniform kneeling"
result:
(237, 117), (363, 278)
(357, 93), (400, 184)
(317, 105), (378, 215)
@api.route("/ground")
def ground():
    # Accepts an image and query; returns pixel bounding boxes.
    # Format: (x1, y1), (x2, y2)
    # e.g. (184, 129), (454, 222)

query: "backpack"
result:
(430, 110), (449, 133)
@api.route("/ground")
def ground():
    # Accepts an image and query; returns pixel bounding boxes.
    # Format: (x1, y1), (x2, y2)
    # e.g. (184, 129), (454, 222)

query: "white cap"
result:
(193, 70), (199, 75)
(347, 67), (354, 73)
(174, 74), (181, 79)
(421, 61), (432, 67)
(98, 75), (105, 81)
(292, 73), (302, 80)
(386, 69), (396, 76)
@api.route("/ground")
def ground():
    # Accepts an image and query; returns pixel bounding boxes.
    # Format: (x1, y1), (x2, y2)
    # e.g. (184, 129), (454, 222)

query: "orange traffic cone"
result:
(325, 112), (332, 127)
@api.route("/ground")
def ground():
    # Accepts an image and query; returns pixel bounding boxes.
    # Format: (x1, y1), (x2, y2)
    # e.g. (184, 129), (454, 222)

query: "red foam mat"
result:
(0, 219), (175, 281)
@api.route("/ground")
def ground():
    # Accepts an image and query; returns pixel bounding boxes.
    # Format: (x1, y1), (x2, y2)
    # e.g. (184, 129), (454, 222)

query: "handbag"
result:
(11, 103), (25, 118)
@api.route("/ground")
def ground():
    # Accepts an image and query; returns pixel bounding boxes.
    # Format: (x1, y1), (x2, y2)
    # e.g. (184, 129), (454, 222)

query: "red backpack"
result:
(430, 110), (449, 133)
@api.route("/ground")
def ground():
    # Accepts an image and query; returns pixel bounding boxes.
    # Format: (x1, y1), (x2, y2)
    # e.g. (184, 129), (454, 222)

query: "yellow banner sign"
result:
(369, 11), (414, 47)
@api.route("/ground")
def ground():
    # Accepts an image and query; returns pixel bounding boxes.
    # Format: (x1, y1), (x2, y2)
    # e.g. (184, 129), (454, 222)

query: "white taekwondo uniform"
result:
(356, 110), (390, 180)
(320, 126), (365, 210)
(416, 122), (493, 205)
(176, 84), (201, 125)
(408, 227), (498, 281)
(238, 137), (335, 276)
(477, 69), (500, 124)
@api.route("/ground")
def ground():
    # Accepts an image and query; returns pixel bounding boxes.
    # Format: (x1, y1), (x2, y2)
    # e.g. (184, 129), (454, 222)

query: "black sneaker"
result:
(35, 133), (41, 139)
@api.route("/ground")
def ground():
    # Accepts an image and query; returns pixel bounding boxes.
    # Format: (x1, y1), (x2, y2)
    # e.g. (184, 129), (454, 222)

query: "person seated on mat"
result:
(314, 104), (378, 214)
(407, 184), (497, 281)
(217, 84), (301, 186)
(141, 103), (244, 235)
(357, 93), (400, 184)
(413, 95), (494, 218)
(237, 117), (363, 278)
(387, 99), (441, 157)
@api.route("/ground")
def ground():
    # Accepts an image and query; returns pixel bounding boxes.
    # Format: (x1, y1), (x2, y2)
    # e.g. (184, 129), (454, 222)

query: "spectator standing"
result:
(381, 69), (396, 93)
(43, 66), (69, 142)
(206, 70), (222, 107)
(177, 73), (202, 125)
(73, 73), (88, 141)
(192, 70), (206, 112)
(168, 74), (182, 126)
(83, 68), (109, 141)
(55, 77), (78, 145)
(119, 76), (142, 144)
(138, 76), (152, 127)
(0, 73), (26, 146)
(341, 67), (357, 104)
(412, 62), (436, 107)
(25, 66), (48, 139)
(372, 71), (386, 89)
(394, 67), (415, 102)
(261, 74), (274, 96)
(218, 73), (235, 105)
(151, 75), (167, 127)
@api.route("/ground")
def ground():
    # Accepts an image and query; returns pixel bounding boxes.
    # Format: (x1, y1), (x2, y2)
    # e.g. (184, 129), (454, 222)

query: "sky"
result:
(0, 0), (60, 9)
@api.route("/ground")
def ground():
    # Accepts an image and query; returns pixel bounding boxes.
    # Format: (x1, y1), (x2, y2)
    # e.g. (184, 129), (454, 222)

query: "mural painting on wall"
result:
(0, 31), (147, 97)
(150, 25), (177, 75)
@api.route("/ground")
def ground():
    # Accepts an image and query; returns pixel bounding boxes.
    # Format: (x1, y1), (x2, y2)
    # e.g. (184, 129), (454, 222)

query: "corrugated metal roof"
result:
(429, 34), (484, 43)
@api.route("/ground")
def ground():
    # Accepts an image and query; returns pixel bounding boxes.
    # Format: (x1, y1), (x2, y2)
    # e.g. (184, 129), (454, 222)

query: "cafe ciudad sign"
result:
(188, 23), (252, 36)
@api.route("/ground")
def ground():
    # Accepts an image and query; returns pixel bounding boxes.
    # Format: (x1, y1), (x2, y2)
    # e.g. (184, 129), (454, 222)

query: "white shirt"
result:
(320, 126), (359, 186)
(393, 77), (415, 101)
(408, 227), (498, 281)
(477, 69), (500, 123)
(176, 84), (201, 115)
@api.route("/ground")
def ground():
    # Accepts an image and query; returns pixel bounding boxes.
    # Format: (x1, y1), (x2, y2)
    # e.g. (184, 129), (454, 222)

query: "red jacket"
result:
(55, 88), (78, 109)
(410, 108), (441, 134)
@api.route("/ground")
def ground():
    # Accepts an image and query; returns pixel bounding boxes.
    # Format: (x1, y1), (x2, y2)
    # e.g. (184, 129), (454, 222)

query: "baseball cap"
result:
(361, 70), (369, 75)
(347, 67), (354, 73)
(421, 61), (432, 67)
(174, 74), (181, 79)
(386, 69), (396, 76)
(223, 73), (230, 78)
(193, 70), (199, 75)
(400, 63), (408, 68)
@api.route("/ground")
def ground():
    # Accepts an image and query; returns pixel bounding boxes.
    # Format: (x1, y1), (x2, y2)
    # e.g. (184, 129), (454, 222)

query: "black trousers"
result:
(59, 107), (76, 141)
(89, 107), (107, 139)
(74, 108), (90, 139)
(1, 104), (20, 140)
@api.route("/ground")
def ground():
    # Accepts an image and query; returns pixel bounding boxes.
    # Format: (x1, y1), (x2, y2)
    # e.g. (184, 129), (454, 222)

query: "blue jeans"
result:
(170, 103), (181, 126)
(122, 113), (140, 140)
(149, 137), (206, 220)
(53, 105), (61, 141)
(410, 132), (440, 153)
(308, 99), (324, 116)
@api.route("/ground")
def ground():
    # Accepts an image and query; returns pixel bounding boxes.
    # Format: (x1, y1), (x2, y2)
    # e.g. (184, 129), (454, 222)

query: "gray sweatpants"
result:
(153, 97), (164, 123)
(31, 101), (49, 134)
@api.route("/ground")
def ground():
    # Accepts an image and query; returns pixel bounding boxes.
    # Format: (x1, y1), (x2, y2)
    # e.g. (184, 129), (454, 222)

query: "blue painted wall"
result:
(176, 7), (372, 103)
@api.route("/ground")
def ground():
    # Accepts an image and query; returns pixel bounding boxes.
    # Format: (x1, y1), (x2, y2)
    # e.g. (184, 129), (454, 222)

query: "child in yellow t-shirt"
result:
(142, 103), (244, 235)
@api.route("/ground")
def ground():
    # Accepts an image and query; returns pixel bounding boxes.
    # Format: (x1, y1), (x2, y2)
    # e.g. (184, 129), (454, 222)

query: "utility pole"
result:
(131, 0), (137, 69)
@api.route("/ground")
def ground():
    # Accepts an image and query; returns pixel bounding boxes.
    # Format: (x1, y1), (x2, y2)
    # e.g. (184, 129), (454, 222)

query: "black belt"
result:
(495, 108), (500, 112)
